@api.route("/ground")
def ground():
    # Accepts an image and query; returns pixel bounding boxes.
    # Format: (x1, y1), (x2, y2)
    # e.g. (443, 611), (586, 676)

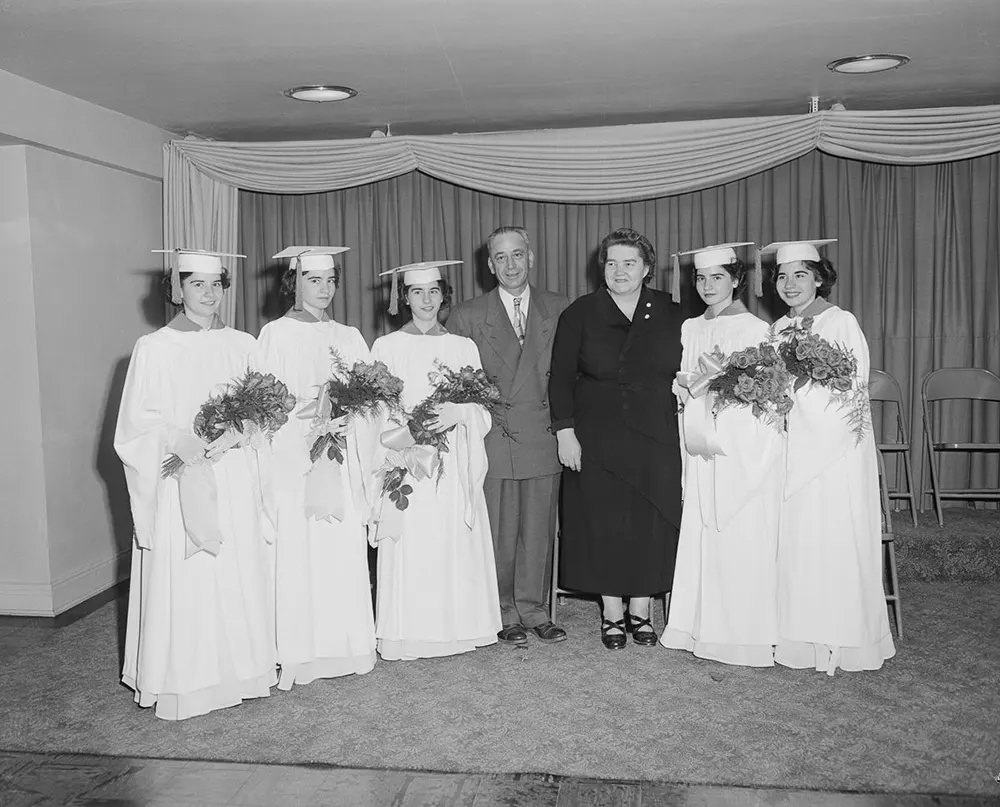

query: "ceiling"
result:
(1, 0), (997, 141)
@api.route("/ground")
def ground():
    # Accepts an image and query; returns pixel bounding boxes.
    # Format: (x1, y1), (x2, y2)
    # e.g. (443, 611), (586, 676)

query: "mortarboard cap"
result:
(153, 248), (245, 305)
(272, 246), (351, 310)
(673, 241), (760, 298)
(378, 260), (462, 315)
(673, 242), (756, 271)
(758, 239), (837, 266)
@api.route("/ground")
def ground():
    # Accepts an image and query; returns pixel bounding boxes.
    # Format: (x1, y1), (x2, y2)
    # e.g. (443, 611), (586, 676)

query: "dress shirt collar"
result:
(498, 284), (530, 323)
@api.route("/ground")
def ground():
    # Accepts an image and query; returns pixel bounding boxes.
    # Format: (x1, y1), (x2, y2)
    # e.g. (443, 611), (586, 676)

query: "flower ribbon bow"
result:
(298, 382), (333, 422)
(676, 351), (725, 398)
(675, 351), (727, 460)
(380, 425), (439, 481)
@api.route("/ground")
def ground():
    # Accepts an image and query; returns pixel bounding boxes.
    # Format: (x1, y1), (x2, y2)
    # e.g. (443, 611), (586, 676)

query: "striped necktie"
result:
(513, 297), (526, 345)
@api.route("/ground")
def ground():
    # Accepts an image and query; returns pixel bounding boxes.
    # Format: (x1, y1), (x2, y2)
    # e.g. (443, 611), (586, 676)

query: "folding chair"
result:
(869, 369), (918, 526)
(875, 450), (903, 638)
(920, 368), (1000, 527)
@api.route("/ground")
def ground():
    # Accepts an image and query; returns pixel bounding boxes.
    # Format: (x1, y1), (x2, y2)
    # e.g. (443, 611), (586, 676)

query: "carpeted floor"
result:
(1, 581), (997, 797)
(894, 508), (1000, 581)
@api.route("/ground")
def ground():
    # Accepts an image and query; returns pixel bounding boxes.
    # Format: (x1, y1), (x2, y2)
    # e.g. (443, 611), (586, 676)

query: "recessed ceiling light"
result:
(284, 85), (358, 102)
(826, 54), (910, 74)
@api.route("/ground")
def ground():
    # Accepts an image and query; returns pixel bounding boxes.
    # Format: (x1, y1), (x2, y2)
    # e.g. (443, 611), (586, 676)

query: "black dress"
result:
(548, 286), (683, 595)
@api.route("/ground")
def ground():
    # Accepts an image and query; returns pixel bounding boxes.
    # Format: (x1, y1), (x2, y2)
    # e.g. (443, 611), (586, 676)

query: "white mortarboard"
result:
(272, 246), (351, 311)
(152, 248), (246, 305)
(758, 239), (837, 266)
(674, 241), (763, 297)
(672, 241), (758, 297)
(673, 242), (756, 270)
(378, 260), (462, 315)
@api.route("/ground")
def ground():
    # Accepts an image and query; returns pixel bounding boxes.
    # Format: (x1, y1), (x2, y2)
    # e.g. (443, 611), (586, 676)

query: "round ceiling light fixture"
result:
(826, 54), (910, 74)
(284, 85), (358, 102)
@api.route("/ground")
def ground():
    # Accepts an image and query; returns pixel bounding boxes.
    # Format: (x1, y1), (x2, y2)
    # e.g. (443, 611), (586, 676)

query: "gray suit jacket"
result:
(448, 286), (570, 479)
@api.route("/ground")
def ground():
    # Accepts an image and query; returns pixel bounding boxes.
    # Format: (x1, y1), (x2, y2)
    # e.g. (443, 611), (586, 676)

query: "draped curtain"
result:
(169, 104), (1000, 329)
(238, 151), (1000, 505)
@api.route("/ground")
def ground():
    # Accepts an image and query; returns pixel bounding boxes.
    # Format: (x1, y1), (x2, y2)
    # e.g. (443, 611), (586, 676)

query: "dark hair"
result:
(162, 268), (231, 300)
(400, 279), (453, 321)
(598, 228), (656, 281)
(279, 263), (341, 303)
(771, 258), (838, 299)
(695, 258), (748, 299)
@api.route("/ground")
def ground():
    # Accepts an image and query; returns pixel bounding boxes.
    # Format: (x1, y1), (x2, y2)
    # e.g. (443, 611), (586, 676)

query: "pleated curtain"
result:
(238, 150), (1000, 503)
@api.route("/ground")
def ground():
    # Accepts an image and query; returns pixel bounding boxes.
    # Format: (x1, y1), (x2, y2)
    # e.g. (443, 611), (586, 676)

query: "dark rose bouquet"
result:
(706, 343), (794, 428)
(777, 317), (870, 442)
(407, 363), (506, 457)
(308, 350), (405, 464)
(161, 370), (296, 478)
(379, 361), (505, 512)
(778, 317), (856, 393)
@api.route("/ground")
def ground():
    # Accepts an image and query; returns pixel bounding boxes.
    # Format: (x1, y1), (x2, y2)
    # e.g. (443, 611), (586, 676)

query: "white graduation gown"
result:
(661, 311), (783, 666)
(772, 306), (896, 674)
(114, 320), (276, 720)
(256, 314), (377, 689)
(370, 331), (502, 660)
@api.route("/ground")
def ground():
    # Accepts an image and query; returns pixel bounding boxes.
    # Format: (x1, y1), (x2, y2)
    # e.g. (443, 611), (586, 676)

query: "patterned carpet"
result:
(0, 577), (997, 797)
(893, 507), (1000, 581)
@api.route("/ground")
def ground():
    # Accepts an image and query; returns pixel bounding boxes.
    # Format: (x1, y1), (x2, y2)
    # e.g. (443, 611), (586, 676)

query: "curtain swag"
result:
(169, 105), (1000, 201)
(164, 104), (1000, 322)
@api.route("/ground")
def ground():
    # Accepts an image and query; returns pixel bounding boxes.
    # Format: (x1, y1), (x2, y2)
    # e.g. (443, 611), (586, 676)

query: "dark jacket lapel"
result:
(621, 286), (655, 354)
(485, 290), (521, 374)
(510, 286), (552, 398)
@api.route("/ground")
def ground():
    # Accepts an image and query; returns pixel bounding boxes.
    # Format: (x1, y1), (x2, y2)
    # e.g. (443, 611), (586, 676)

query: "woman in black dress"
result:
(549, 228), (683, 649)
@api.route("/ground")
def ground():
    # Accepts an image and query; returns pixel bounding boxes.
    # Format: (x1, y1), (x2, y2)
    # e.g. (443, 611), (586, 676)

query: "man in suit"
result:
(448, 227), (570, 646)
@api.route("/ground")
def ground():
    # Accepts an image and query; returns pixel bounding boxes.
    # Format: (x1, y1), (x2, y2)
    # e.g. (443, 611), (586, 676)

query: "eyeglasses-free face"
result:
(603, 244), (650, 297)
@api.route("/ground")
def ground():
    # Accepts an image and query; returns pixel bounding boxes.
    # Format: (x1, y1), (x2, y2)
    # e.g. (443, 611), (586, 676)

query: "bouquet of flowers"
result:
(706, 343), (794, 428)
(777, 317), (870, 442)
(406, 363), (505, 459)
(379, 361), (505, 513)
(307, 350), (405, 464)
(161, 370), (296, 478)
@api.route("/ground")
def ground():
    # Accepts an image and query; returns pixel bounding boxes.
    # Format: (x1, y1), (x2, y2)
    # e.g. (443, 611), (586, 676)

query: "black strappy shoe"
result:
(600, 617), (627, 650)
(626, 613), (658, 646)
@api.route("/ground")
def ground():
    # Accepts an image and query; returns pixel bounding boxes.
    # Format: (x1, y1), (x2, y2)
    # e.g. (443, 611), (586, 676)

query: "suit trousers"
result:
(484, 474), (559, 629)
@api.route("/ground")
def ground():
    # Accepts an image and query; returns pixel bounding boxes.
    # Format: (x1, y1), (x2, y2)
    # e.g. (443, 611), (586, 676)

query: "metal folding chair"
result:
(920, 368), (1000, 527)
(869, 368), (918, 526)
(875, 450), (903, 638)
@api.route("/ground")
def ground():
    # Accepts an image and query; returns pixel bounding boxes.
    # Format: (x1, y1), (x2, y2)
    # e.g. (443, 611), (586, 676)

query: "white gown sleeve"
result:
(254, 322), (297, 534)
(785, 310), (871, 498)
(114, 337), (167, 550)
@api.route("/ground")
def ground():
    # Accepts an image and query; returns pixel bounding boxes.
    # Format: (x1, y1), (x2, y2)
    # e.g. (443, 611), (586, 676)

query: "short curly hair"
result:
(279, 263), (341, 303)
(598, 227), (656, 269)
(696, 258), (748, 299)
(162, 268), (231, 301)
(772, 258), (838, 299)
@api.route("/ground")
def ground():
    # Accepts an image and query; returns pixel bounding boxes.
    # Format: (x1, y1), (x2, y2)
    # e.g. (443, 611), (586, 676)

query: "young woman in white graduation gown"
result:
(256, 248), (377, 689)
(660, 244), (783, 666)
(767, 239), (895, 675)
(114, 251), (276, 720)
(369, 262), (502, 661)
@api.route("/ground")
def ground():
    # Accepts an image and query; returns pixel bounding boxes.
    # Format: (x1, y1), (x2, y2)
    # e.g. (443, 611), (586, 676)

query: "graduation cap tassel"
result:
(293, 256), (304, 311)
(753, 248), (764, 298)
(671, 253), (681, 304)
(170, 262), (183, 306)
(388, 274), (399, 316)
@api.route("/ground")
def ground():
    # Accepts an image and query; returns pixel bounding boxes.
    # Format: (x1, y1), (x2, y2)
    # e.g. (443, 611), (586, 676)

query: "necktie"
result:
(513, 297), (526, 345)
